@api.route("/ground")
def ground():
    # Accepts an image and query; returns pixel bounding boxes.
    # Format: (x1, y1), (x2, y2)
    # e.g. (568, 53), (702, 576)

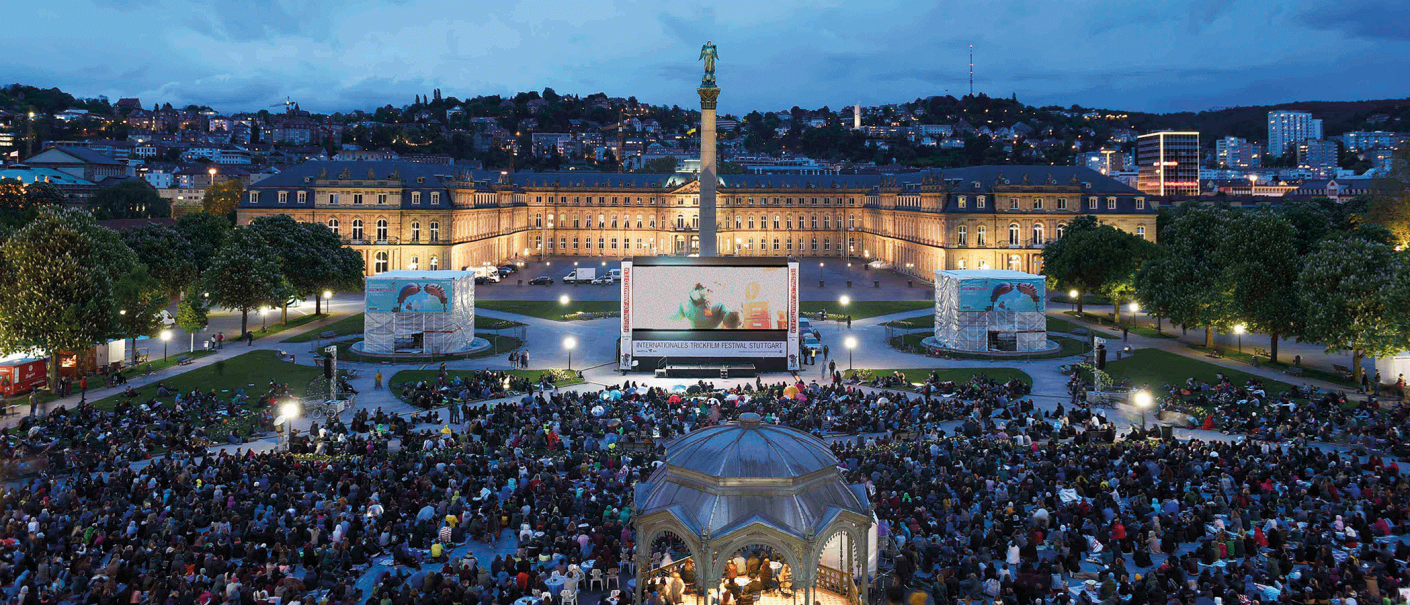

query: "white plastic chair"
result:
(606, 568), (620, 589)
(561, 589), (578, 605)
(589, 569), (605, 591)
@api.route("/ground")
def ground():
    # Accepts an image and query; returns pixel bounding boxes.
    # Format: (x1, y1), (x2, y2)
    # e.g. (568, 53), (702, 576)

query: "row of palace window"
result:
(528, 235), (846, 252)
(953, 255), (1042, 271)
(369, 251), (439, 273)
(532, 196), (857, 207)
(250, 191), (442, 205)
(952, 223), (1145, 247)
(532, 213), (858, 231)
(325, 218), (440, 243)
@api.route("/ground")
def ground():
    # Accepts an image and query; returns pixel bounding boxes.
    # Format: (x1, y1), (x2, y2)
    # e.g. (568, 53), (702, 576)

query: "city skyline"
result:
(4, 0), (1408, 115)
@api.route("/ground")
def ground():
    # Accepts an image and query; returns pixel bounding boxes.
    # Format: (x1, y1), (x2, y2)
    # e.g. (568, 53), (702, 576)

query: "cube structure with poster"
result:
(933, 269), (1048, 352)
(361, 271), (475, 356)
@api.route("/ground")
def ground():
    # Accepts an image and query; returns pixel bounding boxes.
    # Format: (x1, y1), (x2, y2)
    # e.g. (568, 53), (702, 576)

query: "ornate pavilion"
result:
(632, 413), (876, 605)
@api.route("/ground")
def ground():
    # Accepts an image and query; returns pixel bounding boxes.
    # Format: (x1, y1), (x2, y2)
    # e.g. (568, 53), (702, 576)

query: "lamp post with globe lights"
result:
(1234, 323), (1246, 355)
(844, 336), (857, 372)
(564, 336), (577, 372)
(1068, 289), (1079, 313)
(160, 329), (172, 361)
(275, 400), (301, 453)
(1133, 389), (1153, 433)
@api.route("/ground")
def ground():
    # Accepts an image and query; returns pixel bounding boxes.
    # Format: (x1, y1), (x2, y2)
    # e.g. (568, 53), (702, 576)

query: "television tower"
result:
(969, 44), (974, 96)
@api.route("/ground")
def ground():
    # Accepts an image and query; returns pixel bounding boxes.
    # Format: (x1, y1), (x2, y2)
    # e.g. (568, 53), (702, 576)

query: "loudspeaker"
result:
(1096, 344), (1107, 370)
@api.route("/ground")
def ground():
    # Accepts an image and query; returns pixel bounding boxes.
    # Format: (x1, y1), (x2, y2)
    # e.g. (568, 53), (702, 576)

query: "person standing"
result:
(79, 376), (87, 403)
(374, 370), (383, 390)
(846, 315), (852, 329)
(29, 389), (38, 417)
(1374, 370), (1382, 396)
(217, 332), (224, 349)
(522, 350), (530, 368)
(823, 344), (829, 360)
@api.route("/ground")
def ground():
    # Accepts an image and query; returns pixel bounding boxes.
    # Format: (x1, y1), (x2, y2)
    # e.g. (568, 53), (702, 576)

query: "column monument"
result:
(697, 41), (719, 256)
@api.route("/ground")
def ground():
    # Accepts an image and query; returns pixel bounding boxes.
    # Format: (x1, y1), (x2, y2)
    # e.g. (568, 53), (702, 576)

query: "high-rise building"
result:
(1267, 110), (1322, 157)
(1215, 136), (1262, 168)
(1136, 131), (1200, 196)
(1077, 149), (1126, 175)
(1341, 131), (1407, 153)
(1297, 139), (1340, 176)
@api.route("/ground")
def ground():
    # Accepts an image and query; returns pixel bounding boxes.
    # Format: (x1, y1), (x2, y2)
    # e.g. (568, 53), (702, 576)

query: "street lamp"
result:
(564, 336), (577, 371)
(260, 307), (269, 330)
(276, 400), (301, 453)
(844, 336), (857, 372)
(1133, 389), (1153, 432)
(559, 294), (570, 306)
(1068, 289), (1079, 313)
(160, 329), (172, 361)
(1233, 323), (1246, 355)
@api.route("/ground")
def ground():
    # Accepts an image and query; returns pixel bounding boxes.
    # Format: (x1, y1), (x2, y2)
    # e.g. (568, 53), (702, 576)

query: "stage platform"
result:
(655, 363), (757, 378)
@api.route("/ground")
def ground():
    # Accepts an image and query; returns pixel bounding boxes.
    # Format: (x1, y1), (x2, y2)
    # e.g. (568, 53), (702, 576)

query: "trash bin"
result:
(874, 280), (880, 288)
(846, 280), (852, 288)
(517, 279), (523, 286)
(907, 280), (913, 288)
(819, 280), (825, 288)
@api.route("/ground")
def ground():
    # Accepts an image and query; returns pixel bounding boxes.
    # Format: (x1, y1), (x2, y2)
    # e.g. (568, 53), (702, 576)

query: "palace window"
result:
(1136, 226), (1146, 240)
(429, 256), (438, 270)
(611, 215), (618, 229)
(747, 217), (755, 229)
(1107, 197), (1117, 209)
(353, 194), (363, 205)
(810, 216), (818, 229)
(957, 225), (967, 246)
(823, 216), (831, 230)
(249, 191), (260, 204)
(411, 222), (421, 243)
(1033, 198), (1043, 210)
(598, 237), (605, 249)
(430, 222), (440, 242)
(598, 214), (605, 228)
(1136, 197), (1146, 210)
(957, 196), (966, 209)
(535, 213), (542, 228)
(329, 193), (339, 205)
(377, 194), (388, 205)
(278, 191), (288, 204)
(351, 219), (364, 241)
(376, 219), (388, 242)
(1057, 198), (1067, 210)
(1009, 254), (1021, 270)
(611, 238), (618, 249)
(374, 251), (388, 273)
(1009, 198), (1019, 210)
(976, 196), (985, 208)
(1009, 223), (1020, 246)
(573, 237), (580, 249)
(1088, 196), (1098, 209)
(1033, 223), (1044, 243)
(977, 225), (987, 246)
(773, 216), (780, 229)
(412, 192), (421, 205)
(408, 256), (419, 270)
(430, 192), (440, 205)
(327, 218), (339, 236)
(957, 259), (966, 269)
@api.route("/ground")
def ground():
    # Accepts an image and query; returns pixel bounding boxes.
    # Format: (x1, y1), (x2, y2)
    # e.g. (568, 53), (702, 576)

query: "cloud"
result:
(1296, 0), (1410, 41)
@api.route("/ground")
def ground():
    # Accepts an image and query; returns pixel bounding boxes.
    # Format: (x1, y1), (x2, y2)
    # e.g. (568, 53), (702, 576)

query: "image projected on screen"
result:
(633, 266), (789, 330)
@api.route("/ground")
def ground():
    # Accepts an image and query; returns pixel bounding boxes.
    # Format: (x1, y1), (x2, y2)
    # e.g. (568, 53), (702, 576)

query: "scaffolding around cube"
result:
(360, 271), (476, 356)
(932, 269), (1050, 353)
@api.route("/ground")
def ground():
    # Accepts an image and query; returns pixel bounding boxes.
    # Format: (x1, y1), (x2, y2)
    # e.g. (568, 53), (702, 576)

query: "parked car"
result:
(157, 310), (175, 327)
(591, 276), (614, 285)
(802, 333), (822, 354)
(498, 265), (518, 276)
(529, 276), (554, 285)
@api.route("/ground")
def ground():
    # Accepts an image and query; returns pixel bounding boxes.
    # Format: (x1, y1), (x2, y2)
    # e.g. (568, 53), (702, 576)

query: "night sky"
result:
(6, 0), (1408, 115)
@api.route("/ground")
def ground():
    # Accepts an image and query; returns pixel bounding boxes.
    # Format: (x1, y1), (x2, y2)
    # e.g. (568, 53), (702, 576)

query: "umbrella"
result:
(708, 398), (720, 406)
(783, 386), (799, 398)
(724, 394), (739, 402)
(795, 393), (807, 401)
(672, 385), (688, 393)
(877, 397), (890, 405)
(591, 405), (606, 417)
(667, 395), (682, 404)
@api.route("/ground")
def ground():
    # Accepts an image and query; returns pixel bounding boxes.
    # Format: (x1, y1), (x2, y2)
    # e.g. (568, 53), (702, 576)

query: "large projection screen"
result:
(621, 259), (799, 370)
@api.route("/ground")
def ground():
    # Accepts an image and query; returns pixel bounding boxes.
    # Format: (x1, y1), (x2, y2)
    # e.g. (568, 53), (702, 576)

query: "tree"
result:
(91, 179), (169, 219)
(638, 156), (679, 173)
(1298, 236), (1410, 384)
(175, 212), (232, 273)
(1040, 215), (1155, 316)
(203, 229), (287, 336)
(1365, 146), (1410, 247)
(112, 263), (169, 364)
(0, 208), (124, 387)
(246, 215), (363, 320)
(1216, 210), (1302, 362)
(175, 285), (209, 353)
(203, 180), (245, 220)
(121, 224), (197, 298)
(1134, 207), (1232, 347)
(24, 182), (66, 209)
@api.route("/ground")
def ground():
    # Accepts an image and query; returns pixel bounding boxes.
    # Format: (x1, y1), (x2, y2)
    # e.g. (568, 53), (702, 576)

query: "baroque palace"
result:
(237, 161), (1156, 279)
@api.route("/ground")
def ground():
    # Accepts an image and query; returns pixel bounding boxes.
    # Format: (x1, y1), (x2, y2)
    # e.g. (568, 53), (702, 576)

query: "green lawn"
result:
(1063, 311), (1174, 339)
(1046, 293), (1112, 306)
(1046, 315), (1119, 338)
(1186, 344), (1355, 387)
(283, 313), (364, 343)
(882, 314), (934, 329)
(89, 350), (321, 414)
(800, 300), (933, 320)
(477, 300), (619, 321)
(243, 312), (330, 341)
(476, 316), (526, 329)
(845, 367), (1031, 386)
(388, 369), (584, 403)
(1100, 348), (1301, 395)
(889, 333), (1090, 360)
(334, 333), (523, 363)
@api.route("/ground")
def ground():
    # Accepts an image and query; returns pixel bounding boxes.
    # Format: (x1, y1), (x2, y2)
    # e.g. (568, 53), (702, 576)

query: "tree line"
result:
(1044, 193), (1410, 383)
(0, 210), (363, 387)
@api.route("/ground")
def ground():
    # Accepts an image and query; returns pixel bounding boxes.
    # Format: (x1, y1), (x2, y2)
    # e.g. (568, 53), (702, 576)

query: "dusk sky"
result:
(5, 0), (1408, 116)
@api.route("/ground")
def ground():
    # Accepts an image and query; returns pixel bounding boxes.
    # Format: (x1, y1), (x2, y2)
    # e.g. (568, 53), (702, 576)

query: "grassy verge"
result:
(388, 369), (584, 403)
(1047, 294), (1112, 306)
(800, 300), (932, 320)
(888, 333), (1090, 360)
(1186, 344), (1355, 387)
(476, 316), (526, 329)
(245, 312), (330, 341)
(333, 334), (523, 363)
(283, 314), (363, 343)
(89, 349), (320, 416)
(1045, 316), (1117, 338)
(845, 367), (1031, 386)
(883, 314), (934, 329)
(1062, 311), (1173, 339)
(1100, 349), (1302, 397)
(477, 300), (619, 321)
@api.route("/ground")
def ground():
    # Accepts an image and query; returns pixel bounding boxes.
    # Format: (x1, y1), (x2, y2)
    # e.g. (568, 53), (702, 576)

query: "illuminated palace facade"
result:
(237, 161), (1156, 278)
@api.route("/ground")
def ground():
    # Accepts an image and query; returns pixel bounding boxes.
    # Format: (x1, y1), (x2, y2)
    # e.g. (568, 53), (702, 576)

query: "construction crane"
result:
(269, 97), (296, 114)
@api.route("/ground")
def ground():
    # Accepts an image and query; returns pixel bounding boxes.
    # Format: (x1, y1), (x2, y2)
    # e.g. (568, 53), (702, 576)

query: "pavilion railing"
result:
(817, 564), (856, 605)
